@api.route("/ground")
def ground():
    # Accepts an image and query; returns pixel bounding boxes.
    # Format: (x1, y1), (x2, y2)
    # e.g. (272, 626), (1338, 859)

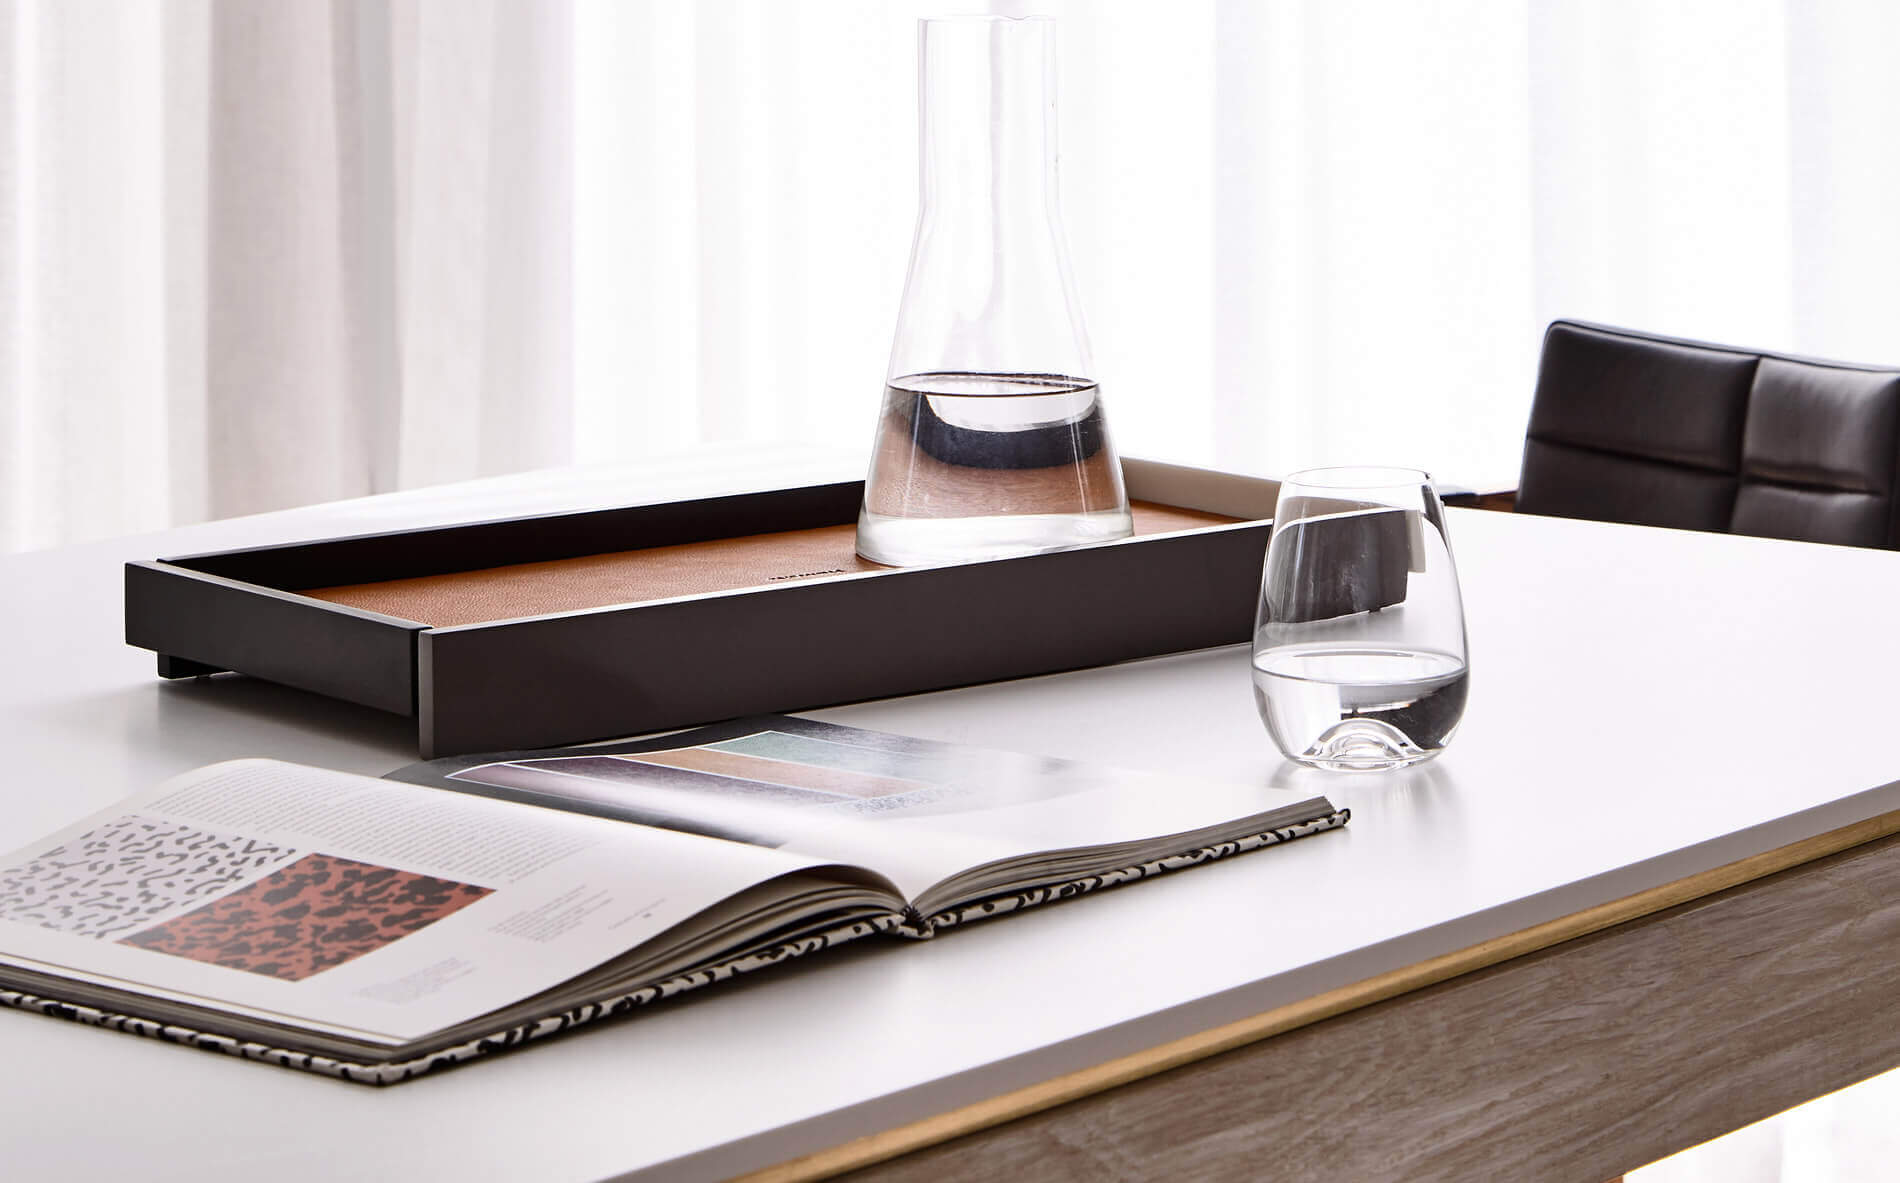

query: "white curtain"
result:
(574, 0), (1900, 492)
(1, 0), (569, 552)
(7, 0), (1900, 552)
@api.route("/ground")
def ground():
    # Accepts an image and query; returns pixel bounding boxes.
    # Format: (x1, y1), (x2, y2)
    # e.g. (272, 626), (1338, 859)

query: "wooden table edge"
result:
(735, 806), (1900, 1183)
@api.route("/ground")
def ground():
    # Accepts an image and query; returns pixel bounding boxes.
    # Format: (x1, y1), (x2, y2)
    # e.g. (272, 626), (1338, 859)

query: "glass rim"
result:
(1280, 465), (1433, 490)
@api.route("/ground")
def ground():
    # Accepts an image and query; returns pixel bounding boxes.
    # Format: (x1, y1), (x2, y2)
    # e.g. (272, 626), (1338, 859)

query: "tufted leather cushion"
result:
(1517, 321), (1900, 549)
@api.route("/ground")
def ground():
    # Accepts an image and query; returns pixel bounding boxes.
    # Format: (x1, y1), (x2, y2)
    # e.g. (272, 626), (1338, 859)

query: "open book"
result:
(0, 716), (1345, 1084)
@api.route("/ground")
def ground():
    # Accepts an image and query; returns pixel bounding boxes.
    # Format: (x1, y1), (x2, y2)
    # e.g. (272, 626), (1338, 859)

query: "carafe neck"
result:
(917, 16), (1061, 228)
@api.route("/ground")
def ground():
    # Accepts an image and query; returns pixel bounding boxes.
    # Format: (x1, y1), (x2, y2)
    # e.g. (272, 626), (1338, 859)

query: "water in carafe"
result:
(857, 371), (1131, 566)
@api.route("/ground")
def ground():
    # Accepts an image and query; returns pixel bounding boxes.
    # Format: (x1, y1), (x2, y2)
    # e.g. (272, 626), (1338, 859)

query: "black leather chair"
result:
(1516, 320), (1900, 549)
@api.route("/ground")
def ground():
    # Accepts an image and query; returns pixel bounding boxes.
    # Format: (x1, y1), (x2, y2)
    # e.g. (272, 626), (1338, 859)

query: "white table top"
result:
(5, 444), (1900, 1182)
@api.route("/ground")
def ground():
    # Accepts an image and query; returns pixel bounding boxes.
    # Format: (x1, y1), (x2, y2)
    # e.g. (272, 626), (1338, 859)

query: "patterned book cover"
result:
(0, 809), (1346, 1084)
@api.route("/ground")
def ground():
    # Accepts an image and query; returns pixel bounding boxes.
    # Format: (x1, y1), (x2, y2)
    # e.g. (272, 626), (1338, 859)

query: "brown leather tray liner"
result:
(305, 502), (1235, 628)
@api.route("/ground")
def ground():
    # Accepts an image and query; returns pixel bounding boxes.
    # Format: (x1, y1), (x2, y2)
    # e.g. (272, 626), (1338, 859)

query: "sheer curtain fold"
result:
(4, 0), (171, 550)
(0, 0), (570, 552)
(205, 1), (378, 518)
(392, 0), (572, 493)
(206, 0), (571, 518)
(6, 1), (1900, 553)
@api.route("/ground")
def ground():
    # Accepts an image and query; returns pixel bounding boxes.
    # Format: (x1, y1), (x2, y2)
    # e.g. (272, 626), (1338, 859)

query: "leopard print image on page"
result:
(0, 817), (301, 940)
(120, 853), (491, 982)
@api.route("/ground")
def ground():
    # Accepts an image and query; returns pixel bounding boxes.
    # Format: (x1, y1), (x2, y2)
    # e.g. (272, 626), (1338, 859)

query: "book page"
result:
(399, 717), (1334, 902)
(0, 760), (873, 1044)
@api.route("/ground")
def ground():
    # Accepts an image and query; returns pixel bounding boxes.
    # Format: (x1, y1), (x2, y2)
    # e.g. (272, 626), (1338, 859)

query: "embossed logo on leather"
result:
(768, 568), (848, 581)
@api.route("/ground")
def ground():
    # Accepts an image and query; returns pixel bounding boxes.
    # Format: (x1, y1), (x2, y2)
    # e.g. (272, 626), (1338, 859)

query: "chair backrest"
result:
(1517, 320), (1900, 549)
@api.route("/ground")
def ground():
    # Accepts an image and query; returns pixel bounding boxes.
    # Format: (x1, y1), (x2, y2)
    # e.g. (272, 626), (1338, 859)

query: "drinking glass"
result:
(1252, 467), (1469, 771)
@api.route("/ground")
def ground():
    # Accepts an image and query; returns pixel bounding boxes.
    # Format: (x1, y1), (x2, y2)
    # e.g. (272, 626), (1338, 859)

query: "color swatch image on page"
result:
(0, 816), (302, 940)
(610, 741), (935, 801)
(121, 852), (491, 981)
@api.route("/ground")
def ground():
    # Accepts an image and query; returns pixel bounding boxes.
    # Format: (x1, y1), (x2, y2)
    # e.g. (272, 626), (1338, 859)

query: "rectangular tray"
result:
(125, 458), (1280, 757)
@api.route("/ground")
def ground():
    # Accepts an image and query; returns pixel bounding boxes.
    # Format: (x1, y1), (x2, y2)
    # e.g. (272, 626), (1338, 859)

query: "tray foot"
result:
(157, 655), (227, 679)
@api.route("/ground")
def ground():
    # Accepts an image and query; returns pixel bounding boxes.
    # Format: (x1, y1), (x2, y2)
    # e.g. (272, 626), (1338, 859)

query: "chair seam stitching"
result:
(1524, 433), (1741, 479)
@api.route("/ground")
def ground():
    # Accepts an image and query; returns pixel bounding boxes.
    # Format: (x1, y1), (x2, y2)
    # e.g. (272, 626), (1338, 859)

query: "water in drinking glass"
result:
(1252, 645), (1468, 770)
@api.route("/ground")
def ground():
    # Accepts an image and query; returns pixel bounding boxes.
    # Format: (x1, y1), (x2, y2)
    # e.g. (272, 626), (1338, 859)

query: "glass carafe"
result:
(855, 15), (1133, 567)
